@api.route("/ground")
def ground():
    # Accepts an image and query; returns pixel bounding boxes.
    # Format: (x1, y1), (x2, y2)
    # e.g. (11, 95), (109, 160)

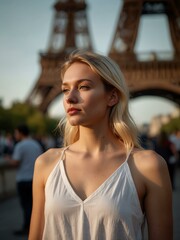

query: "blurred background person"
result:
(154, 131), (178, 190)
(169, 129), (180, 166)
(5, 124), (43, 236)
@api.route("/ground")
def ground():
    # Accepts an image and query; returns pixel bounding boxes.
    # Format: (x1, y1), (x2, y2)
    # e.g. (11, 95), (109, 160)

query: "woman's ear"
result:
(108, 89), (119, 107)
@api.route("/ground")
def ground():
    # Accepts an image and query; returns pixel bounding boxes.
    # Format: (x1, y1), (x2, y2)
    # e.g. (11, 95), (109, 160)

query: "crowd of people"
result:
(0, 132), (62, 157)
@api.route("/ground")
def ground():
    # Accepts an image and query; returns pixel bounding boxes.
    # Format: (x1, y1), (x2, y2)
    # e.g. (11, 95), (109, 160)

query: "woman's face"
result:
(62, 62), (113, 127)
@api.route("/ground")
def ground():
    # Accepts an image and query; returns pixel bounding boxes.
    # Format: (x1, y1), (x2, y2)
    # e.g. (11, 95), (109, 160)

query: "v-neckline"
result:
(60, 150), (131, 203)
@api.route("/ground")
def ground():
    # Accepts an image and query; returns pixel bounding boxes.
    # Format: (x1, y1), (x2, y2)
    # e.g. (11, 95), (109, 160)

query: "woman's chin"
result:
(68, 119), (80, 126)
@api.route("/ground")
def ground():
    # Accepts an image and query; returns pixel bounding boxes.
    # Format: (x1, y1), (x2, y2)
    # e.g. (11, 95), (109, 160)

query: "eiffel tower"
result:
(27, 0), (180, 113)
(109, 0), (180, 105)
(27, 0), (93, 112)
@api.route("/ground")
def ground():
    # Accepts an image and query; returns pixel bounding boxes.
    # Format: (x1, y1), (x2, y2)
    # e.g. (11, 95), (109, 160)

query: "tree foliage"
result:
(161, 117), (180, 134)
(0, 101), (59, 137)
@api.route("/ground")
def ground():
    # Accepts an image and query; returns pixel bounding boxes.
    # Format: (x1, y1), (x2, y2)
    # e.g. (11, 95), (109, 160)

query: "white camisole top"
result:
(42, 147), (145, 240)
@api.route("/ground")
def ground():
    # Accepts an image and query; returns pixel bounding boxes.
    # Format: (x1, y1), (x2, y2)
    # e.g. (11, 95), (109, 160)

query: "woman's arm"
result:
(143, 150), (173, 240)
(28, 155), (46, 240)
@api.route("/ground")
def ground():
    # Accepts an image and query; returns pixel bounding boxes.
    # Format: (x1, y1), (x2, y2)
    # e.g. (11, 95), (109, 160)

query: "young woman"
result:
(29, 50), (173, 240)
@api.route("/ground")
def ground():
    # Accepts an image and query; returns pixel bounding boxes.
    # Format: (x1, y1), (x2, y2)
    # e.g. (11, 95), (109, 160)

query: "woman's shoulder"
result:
(129, 148), (171, 199)
(131, 148), (169, 180)
(34, 147), (65, 185)
(132, 148), (167, 166)
(132, 148), (165, 165)
(35, 147), (64, 169)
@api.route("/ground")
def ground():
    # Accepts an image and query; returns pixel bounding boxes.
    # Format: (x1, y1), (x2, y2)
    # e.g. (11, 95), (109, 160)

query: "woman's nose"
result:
(65, 90), (78, 104)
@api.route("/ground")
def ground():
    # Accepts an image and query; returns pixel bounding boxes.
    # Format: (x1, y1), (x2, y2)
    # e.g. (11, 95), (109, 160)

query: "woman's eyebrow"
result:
(62, 79), (93, 86)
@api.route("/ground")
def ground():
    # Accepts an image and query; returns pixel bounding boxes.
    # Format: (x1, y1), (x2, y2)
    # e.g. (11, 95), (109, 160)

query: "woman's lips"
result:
(67, 107), (81, 115)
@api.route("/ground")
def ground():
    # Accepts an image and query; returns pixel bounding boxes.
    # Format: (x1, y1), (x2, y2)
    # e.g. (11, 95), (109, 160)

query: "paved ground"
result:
(0, 169), (180, 240)
(0, 197), (27, 240)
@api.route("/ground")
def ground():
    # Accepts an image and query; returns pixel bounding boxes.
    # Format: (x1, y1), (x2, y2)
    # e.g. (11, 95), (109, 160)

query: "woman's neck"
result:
(75, 125), (120, 153)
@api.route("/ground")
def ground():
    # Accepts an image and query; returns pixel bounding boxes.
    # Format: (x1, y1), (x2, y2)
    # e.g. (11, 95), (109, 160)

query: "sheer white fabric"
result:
(42, 148), (145, 240)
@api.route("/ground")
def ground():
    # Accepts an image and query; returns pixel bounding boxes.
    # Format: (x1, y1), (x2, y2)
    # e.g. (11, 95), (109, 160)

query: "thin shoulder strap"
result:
(60, 146), (69, 160)
(125, 147), (133, 163)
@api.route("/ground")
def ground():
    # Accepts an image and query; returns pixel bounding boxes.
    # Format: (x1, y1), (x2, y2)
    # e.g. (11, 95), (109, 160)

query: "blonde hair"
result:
(59, 50), (141, 151)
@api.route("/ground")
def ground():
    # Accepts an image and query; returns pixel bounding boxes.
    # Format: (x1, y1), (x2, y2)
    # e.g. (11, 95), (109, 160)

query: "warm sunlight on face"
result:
(62, 62), (112, 127)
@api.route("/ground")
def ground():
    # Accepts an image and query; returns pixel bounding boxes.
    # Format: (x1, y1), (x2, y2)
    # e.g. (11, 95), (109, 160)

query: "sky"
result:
(0, 0), (178, 125)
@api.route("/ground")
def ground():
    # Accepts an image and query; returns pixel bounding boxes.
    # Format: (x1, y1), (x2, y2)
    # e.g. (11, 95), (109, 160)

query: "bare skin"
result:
(29, 62), (173, 240)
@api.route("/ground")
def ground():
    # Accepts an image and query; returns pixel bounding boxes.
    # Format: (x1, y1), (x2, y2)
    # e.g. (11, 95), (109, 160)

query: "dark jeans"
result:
(17, 181), (32, 230)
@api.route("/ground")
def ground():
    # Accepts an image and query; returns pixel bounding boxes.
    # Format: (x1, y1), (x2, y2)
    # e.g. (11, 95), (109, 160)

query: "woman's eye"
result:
(62, 89), (69, 94)
(79, 85), (90, 90)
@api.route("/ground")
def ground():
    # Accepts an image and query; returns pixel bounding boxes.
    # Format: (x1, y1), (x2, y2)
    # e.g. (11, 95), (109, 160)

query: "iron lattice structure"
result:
(109, 0), (180, 105)
(27, 0), (180, 113)
(27, 0), (93, 112)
